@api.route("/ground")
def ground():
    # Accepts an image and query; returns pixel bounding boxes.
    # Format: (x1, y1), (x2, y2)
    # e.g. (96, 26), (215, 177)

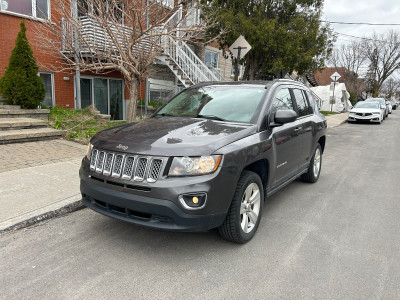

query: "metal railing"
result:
(61, 7), (225, 84)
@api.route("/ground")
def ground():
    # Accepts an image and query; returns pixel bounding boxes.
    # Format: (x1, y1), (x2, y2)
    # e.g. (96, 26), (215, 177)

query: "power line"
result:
(323, 20), (400, 26)
(334, 32), (386, 43)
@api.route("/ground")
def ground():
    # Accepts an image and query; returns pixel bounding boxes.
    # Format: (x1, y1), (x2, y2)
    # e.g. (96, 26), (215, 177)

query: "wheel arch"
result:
(243, 159), (269, 199)
(318, 136), (326, 153)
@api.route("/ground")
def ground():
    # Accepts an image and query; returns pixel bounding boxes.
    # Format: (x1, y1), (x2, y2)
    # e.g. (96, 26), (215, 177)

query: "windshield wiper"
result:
(156, 113), (175, 117)
(196, 114), (227, 121)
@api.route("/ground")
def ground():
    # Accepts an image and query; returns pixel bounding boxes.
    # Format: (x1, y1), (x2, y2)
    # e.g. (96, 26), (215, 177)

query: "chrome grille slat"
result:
(122, 156), (135, 180)
(112, 154), (125, 178)
(89, 148), (163, 183)
(95, 151), (106, 173)
(148, 159), (163, 182)
(90, 149), (98, 171)
(134, 158), (148, 181)
(103, 153), (114, 176)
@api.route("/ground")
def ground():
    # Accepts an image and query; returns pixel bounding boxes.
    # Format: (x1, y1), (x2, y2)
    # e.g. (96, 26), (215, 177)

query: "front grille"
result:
(89, 148), (164, 182)
(103, 153), (114, 176)
(148, 159), (163, 182)
(134, 157), (148, 181)
(122, 156), (135, 180)
(112, 154), (124, 178)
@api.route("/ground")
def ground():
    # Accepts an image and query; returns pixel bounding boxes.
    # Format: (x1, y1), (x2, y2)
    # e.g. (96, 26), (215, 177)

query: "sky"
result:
(323, 0), (400, 45)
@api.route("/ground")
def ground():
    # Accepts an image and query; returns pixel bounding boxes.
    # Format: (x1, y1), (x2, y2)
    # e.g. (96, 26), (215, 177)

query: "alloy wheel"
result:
(240, 183), (261, 233)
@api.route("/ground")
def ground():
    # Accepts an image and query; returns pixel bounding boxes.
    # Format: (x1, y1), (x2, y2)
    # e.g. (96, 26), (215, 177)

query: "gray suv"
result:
(80, 80), (327, 243)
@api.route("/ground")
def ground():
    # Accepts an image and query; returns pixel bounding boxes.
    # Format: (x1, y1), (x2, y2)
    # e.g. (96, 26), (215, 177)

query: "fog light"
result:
(179, 193), (207, 209)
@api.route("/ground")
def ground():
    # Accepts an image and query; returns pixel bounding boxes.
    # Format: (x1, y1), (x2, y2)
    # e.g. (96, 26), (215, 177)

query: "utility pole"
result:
(233, 46), (246, 81)
(73, 0), (81, 109)
(144, 0), (149, 117)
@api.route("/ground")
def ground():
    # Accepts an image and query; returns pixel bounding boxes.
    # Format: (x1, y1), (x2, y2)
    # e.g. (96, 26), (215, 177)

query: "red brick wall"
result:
(0, 8), (132, 109)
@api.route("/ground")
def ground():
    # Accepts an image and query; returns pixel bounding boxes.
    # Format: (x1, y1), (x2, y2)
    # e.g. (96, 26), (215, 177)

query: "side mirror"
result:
(274, 109), (297, 125)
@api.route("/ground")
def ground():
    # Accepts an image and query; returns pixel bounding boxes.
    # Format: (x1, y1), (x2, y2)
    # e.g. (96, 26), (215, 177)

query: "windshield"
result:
(155, 85), (266, 123)
(365, 98), (385, 105)
(354, 102), (380, 109)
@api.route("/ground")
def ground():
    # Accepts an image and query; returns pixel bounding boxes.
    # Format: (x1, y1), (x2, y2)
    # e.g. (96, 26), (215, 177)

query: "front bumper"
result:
(348, 114), (381, 123)
(79, 159), (235, 232)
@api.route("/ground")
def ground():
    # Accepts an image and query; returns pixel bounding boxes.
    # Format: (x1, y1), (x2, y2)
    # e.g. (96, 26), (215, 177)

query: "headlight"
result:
(85, 143), (93, 160)
(169, 156), (222, 176)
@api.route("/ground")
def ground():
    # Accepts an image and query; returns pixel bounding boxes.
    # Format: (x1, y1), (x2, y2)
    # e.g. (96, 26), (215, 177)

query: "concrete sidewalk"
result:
(324, 112), (348, 128)
(0, 114), (348, 234)
(0, 140), (86, 233)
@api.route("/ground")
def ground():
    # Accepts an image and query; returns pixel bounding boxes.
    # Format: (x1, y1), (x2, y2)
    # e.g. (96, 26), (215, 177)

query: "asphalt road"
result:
(1, 112), (400, 299)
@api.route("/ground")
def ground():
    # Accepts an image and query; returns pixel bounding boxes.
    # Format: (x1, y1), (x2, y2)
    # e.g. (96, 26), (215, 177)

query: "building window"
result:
(78, 76), (124, 120)
(205, 51), (219, 69)
(78, 0), (124, 24)
(39, 72), (54, 107)
(1, 0), (49, 19)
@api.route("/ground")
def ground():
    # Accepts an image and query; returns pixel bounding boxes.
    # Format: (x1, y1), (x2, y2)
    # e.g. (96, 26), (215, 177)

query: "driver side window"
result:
(271, 88), (294, 113)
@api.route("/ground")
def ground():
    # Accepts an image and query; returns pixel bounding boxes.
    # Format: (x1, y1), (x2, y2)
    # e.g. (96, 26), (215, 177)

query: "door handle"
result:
(294, 127), (302, 132)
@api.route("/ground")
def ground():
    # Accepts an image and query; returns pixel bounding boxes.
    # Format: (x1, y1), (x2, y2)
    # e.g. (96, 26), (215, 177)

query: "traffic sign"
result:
(330, 72), (341, 82)
(229, 35), (251, 58)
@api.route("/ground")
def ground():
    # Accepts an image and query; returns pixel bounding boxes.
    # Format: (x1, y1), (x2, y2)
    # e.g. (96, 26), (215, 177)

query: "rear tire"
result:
(218, 171), (264, 244)
(301, 144), (322, 183)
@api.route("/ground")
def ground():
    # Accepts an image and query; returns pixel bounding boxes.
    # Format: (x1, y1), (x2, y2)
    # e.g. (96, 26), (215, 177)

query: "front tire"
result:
(218, 171), (264, 244)
(301, 144), (322, 183)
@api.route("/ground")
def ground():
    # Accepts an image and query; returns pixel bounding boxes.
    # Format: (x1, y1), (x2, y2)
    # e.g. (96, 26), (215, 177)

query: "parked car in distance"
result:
(391, 100), (397, 110)
(348, 101), (383, 124)
(365, 98), (388, 119)
(79, 80), (327, 244)
(386, 101), (392, 114)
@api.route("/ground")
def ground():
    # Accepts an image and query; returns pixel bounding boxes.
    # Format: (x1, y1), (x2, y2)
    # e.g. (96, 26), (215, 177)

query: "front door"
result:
(269, 87), (301, 186)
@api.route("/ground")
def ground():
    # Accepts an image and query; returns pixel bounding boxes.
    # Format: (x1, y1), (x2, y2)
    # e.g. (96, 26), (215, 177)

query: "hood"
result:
(350, 107), (381, 113)
(93, 117), (257, 156)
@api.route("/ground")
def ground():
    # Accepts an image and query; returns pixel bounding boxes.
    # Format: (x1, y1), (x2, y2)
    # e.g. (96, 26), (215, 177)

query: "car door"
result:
(291, 88), (314, 170)
(269, 86), (303, 187)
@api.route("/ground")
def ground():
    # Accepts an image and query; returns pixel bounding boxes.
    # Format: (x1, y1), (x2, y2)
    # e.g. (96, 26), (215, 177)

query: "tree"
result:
(362, 31), (400, 97)
(201, 0), (335, 80)
(35, 0), (218, 122)
(329, 41), (367, 100)
(381, 77), (400, 99)
(0, 21), (45, 109)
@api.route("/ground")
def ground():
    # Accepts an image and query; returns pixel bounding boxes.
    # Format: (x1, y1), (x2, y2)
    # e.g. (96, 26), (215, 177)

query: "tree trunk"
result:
(127, 79), (139, 123)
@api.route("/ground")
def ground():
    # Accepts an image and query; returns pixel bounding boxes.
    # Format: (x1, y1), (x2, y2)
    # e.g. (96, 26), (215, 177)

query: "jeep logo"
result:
(116, 144), (128, 151)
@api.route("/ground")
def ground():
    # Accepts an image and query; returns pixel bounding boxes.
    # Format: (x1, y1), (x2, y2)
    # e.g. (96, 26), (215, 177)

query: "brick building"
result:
(0, 0), (233, 120)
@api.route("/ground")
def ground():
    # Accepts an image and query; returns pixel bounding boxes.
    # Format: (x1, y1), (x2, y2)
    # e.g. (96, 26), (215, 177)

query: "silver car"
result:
(348, 101), (383, 124)
(365, 98), (388, 119)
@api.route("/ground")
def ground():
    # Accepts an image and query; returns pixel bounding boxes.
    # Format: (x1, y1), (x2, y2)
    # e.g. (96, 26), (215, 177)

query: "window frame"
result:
(0, 0), (51, 20)
(75, 75), (125, 120)
(205, 50), (219, 69)
(38, 71), (55, 107)
(291, 88), (311, 118)
(270, 87), (295, 114)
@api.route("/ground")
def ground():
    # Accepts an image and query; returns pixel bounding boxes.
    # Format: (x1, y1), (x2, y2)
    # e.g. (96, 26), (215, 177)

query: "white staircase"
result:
(158, 9), (226, 87)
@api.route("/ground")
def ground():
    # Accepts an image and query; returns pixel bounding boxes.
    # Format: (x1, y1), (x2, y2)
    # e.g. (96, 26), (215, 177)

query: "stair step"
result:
(0, 109), (50, 119)
(0, 118), (47, 130)
(0, 127), (65, 144)
(0, 104), (21, 110)
(95, 114), (111, 120)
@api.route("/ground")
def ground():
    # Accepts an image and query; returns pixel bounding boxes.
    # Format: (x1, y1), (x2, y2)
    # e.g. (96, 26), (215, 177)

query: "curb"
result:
(0, 199), (85, 235)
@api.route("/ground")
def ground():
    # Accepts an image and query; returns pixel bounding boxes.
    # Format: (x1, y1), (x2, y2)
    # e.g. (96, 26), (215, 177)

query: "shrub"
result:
(0, 21), (45, 109)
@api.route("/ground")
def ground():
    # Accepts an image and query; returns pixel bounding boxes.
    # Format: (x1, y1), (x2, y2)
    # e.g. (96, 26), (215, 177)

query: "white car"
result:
(386, 101), (392, 114)
(348, 101), (383, 124)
